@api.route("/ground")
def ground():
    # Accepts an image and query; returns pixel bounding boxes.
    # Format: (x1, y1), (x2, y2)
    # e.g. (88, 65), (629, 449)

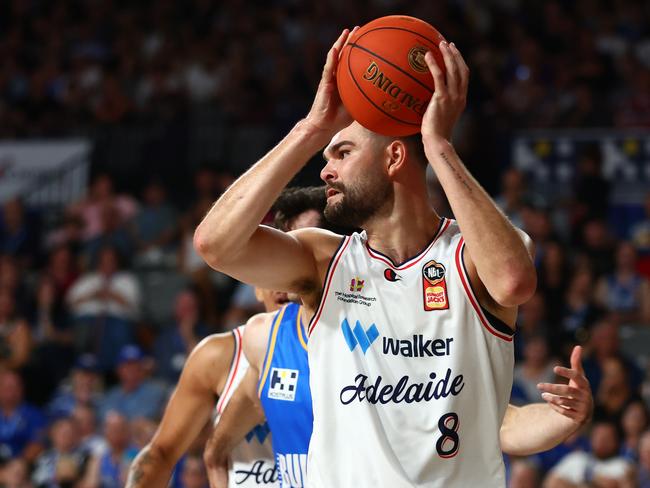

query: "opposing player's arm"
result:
(500, 346), (593, 456)
(126, 334), (233, 488)
(193, 30), (355, 297)
(204, 313), (274, 488)
(421, 43), (536, 327)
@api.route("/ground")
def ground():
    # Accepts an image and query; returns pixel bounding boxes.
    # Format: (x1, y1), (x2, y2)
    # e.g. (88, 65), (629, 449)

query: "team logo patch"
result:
(422, 260), (449, 311)
(268, 368), (299, 401)
(349, 277), (365, 292)
(384, 268), (401, 282)
(341, 318), (379, 354)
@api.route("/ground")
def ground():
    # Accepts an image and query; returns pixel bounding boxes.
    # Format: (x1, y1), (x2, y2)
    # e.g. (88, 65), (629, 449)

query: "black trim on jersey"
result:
(459, 246), (515, 337)
(365, 217), (446, 268)
(306, 235), (348, 332)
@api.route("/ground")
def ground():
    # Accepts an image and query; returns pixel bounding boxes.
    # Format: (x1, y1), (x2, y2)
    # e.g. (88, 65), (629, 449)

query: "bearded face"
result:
(324, 167), (392, 229)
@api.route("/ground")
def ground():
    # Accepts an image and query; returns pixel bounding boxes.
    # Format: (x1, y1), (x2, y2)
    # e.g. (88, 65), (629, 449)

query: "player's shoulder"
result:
(185, 332), (235, 378)
(289, 227), (345, 260)
(243, 311), (277, 369)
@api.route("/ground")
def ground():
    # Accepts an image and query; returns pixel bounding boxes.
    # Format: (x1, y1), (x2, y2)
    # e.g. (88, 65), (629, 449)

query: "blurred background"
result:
(0, 0), (648, 487)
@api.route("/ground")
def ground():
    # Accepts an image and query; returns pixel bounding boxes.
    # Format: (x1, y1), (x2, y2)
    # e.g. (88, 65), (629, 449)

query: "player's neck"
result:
(364, 190), (441, 265)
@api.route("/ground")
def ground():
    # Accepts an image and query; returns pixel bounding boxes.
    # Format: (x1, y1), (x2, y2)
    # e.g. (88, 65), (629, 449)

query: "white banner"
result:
(0, 140), (90, 206)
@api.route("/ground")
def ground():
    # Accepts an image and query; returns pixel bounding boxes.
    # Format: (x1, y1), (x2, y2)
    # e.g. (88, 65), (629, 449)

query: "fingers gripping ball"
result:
(337, 15), (446, 136)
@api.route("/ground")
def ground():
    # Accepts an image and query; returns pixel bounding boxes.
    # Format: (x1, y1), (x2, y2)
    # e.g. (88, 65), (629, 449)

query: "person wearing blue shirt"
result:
(99, 345), (167, 421)
(0, 370), (47, 463)
(47, 353), (103, 421)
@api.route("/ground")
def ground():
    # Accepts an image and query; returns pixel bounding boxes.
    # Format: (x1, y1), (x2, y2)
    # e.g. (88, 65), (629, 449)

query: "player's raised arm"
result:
(204, 313), (273, 488)
(193, 28), (356, 295)
(421, 42), (536, 321)
(126, 335), (232, 488)
(500, 346), (593, 455)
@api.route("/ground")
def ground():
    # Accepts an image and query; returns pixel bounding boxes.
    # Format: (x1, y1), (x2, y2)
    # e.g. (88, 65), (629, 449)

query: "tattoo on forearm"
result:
(126, 447), (153, 488)
(439, 152), (472, 192)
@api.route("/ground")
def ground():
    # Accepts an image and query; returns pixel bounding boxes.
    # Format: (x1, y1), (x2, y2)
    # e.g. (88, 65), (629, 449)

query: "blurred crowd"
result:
(0, 0), (649, 487)
(0, 0), (648, 138)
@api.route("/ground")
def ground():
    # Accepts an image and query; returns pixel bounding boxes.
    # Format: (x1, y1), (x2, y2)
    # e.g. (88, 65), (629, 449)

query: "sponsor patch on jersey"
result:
(268, 368), (299, 401)
(422, 260), (449, 311)
(349, 276), (365, 292)
(384, 268), (401, 282)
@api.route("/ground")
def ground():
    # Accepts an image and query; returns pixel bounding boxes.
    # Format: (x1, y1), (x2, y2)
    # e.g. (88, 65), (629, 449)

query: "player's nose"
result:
(320, 162), (337, 183)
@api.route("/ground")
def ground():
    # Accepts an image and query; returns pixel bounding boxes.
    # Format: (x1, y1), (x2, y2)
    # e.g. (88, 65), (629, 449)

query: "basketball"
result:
(337, 15), (446, 136)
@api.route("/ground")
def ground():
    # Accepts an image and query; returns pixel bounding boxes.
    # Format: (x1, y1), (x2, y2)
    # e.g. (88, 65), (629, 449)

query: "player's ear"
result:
(385, 140), (408, 178)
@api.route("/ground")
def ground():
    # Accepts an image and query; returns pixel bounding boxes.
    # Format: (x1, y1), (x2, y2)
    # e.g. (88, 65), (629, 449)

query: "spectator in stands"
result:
(514, 292), (549, 360)
(594, 356), (641, 425)
(82, 411), (136, 488)
(595, 241), (650, 325)
(537, 241), (570, 325)
(639, 430), (650, 488)
(572, 145), (611, 224)
(0, 199), (40, 268)
(1, 458), (33, 488)
(83, 203), (134, 269)
(560, 267), (600, 343)
(578, 219), (616, 277)
(45, 216), (85, 256)
(178, 197), (221, 324)
(508, 459), (539, 488)
(583, 318), (644, 394)
(130, 417), (157, 452)
(0, 256), (31, 317)
(154, 289), (208, 384)
(621, 400), (649, 462)
(631, 193), (650, 278)
(99, 345), (166, 421)
(494, 168), (527, 229)
(511, 334), (558, 405)
(66, 246), (140, 371)
(0, 287), (32, 371)
(131, 179), (178, 267)
(179, 455), (209, 488)
(72, 405), (106, 459)
(47, 354), (103, 420)
(68, 174), (138, 243)
(546, 421), (634, 488)
(31, 417), (89, 488)
(0, 370), (46, 463)
(28, 276), (75, 402)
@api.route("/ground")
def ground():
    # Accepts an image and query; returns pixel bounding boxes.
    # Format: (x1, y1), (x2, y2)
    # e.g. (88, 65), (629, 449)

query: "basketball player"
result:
(192, 28), (537, 485)
(126, 187), (327, 488)
(124, 288), (281, 488)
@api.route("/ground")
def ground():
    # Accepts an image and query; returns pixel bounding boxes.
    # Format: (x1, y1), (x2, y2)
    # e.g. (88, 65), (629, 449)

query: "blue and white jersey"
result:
(258, 303), (312, 488)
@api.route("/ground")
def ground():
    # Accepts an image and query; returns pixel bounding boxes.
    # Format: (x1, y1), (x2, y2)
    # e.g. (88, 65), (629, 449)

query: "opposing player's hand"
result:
(537, 345), (593, 425)
(304, 27), (358, 136)
(204, 439), (229, 488)
(421, 41), (469, 142)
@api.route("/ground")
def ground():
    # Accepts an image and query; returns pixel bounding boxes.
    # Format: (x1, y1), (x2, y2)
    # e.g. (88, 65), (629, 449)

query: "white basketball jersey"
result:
(307, 219), (514, 488)
(215, 326), (279, 487)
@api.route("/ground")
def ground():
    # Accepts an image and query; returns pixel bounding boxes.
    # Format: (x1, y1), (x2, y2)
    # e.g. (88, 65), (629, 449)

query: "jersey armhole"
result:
(454, 238), (514, 342)
(257, 306), (287, 398)
(307, 235), (350, 337)
(216, 328), (242, 413)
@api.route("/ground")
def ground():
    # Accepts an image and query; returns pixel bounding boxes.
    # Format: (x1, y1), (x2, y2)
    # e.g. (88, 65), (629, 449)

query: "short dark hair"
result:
(402, 133), (428, 167)
(272, 186), (326, 232)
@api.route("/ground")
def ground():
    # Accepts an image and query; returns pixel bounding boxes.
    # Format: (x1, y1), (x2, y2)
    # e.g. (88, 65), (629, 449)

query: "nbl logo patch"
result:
(268, 368), (299, 401)
(422, 260), (449, 311)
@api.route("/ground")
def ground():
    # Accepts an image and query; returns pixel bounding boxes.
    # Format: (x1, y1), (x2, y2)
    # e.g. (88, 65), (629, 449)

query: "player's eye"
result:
(340, 150), (350, 159)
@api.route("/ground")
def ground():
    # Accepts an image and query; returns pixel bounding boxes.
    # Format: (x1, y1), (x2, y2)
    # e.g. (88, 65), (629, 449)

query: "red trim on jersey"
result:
(454, 238), (513, 342)
(365, 218), (451, 270)
(216, 327), (243, 413)
(308, 236), (351, 337)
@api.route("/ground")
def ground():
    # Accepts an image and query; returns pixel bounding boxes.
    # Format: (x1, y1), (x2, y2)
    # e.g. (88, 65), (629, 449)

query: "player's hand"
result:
(204, 439), (229, 488)
(537, 345), (593, 425)
(421, 41), (469, 142)
(304, 27), (358, 136)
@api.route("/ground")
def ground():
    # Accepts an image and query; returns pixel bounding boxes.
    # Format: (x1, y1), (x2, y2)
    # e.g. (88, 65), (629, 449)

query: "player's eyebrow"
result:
(323, 140), (355, 162)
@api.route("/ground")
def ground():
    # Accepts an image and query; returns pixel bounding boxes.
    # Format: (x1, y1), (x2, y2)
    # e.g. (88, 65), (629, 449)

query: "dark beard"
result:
(324, 175), (392, 229)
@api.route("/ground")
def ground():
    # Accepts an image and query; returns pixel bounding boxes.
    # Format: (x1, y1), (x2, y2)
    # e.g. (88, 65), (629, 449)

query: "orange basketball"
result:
(337, 15), (446, 136)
